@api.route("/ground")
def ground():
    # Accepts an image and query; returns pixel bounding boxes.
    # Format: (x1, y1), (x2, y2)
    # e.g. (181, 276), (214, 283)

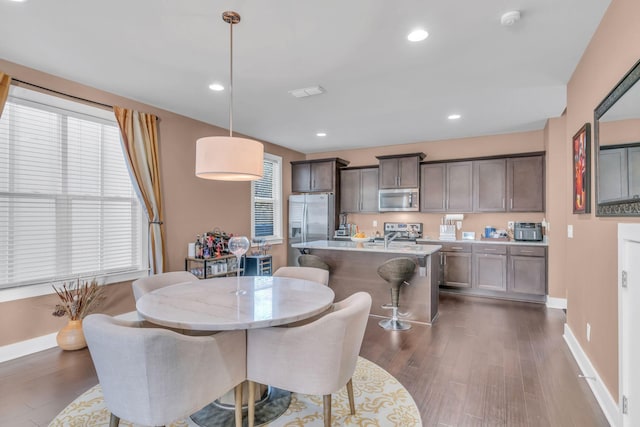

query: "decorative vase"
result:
(56, 319), (87, 351)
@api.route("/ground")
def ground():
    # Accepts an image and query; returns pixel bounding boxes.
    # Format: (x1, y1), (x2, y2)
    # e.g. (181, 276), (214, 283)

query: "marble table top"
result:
(136, 276), (335, 331)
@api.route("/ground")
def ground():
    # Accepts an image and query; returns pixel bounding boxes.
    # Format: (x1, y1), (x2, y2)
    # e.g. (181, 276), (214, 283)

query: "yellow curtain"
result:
(0, 72), (11, 118)
(113, 107), (165, 274)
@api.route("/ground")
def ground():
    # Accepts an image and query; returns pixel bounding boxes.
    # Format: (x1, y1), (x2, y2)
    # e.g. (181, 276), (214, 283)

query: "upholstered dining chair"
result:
(83, 314), (246, 427)
(273, 266), (330, 286)
(132, 271), (197, 301)
(246, 292), (372, 427)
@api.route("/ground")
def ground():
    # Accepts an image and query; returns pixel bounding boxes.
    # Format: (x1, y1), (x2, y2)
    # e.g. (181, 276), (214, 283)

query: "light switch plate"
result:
(568, 225), (574, 238)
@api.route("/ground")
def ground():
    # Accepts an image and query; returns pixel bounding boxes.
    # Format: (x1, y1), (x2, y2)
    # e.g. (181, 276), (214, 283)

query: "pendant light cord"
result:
(229, 16), (233, 137)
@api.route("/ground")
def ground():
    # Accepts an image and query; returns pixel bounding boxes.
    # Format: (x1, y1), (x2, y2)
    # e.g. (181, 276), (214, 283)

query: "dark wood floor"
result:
(0, 293), (608, 426)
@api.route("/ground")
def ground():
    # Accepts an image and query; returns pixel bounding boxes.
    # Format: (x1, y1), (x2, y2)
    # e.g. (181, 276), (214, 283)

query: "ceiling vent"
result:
(288, 85), (325, 98)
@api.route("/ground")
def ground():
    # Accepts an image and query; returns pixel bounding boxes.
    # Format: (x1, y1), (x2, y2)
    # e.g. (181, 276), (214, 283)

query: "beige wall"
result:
(562, 0), (640, 400)
(0, 59), (303, 346)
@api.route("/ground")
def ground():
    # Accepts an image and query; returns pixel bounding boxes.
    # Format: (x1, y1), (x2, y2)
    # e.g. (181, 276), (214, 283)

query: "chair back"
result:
(377, 257), (416, 287)
(84, 314), (246, 426)
(132, 271), (197, 301)
(273, 266), (329, 286)
(247, 292), (371, 395)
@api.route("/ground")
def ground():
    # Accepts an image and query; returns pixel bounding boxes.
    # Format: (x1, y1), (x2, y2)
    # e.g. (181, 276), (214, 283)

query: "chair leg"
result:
(248, 381), (256, 427)
(323, 394), (332, 427)
(346, 378), (355, 415)
(109, 413), (120, 427)
(235, 383), (243, 427)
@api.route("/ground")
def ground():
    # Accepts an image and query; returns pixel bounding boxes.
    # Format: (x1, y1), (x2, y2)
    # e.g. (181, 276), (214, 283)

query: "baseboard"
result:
(0, 311), (139, 363)
(563, 323), (619, 427)
(546, 296), (567, 310)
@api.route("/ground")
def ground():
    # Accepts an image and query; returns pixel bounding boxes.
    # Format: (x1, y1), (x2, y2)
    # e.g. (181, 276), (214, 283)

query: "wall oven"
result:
(378, 188), (420, 212)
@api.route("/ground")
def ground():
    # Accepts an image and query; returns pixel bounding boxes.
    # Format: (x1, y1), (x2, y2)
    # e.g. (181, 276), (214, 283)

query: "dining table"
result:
(136, 275), (336, 426)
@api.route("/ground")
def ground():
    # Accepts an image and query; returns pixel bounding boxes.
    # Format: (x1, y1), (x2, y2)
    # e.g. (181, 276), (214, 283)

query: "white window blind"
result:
(0, 86), (146, 290)
(251, 153), (282, 243)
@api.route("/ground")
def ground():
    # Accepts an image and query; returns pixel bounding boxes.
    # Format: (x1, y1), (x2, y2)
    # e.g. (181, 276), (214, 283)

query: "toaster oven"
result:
(514, 222), (543, 241)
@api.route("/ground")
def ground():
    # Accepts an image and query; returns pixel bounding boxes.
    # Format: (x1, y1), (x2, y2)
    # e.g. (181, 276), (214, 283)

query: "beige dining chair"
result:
(83, 314), (246, 427)
(273, 266), (330, 286)
(246, 291), (372, 427)
(132, 271), (197, 301)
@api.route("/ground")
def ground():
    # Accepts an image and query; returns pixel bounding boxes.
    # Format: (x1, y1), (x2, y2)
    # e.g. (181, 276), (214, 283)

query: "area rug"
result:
(49, 357), (422, 426)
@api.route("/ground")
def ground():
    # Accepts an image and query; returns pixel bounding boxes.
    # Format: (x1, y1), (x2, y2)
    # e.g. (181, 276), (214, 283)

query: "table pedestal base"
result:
(191, 386), (291, 427)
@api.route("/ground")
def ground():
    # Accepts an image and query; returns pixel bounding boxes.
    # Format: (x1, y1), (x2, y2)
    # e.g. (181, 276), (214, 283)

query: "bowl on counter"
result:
(350, 236), (371, 243)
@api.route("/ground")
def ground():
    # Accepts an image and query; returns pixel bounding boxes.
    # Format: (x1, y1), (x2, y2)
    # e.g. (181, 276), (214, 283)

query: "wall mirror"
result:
(594, 59), (640, 216)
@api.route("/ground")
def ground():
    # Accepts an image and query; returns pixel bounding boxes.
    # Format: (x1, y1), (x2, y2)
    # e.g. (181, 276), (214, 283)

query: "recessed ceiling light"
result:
(448, 114), (461, 120)
(9, 0), (27, 2)
(316, 132), (327, 137)
(208, 83), (224, 91)
(407, 29), (429, 42)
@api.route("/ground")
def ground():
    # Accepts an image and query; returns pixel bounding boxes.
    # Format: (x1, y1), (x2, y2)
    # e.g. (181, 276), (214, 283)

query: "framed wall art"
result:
(573, 123), (591, 214)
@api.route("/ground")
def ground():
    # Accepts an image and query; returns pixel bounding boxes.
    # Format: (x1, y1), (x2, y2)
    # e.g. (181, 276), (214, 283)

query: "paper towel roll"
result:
(188, 243), (196, 258)
(445, 214), (464, 221)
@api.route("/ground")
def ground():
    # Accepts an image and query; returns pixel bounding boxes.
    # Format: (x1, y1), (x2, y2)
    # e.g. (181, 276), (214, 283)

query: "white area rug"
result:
(49, 357), (422, 426)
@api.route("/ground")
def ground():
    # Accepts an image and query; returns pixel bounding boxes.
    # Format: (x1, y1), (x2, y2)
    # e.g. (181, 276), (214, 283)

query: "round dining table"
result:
(136, 275), (335, 330)
(136, 275), (336, 427)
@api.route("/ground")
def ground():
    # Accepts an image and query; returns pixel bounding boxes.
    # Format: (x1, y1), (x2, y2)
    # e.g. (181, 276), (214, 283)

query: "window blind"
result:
(252, 153), (282, 241)
(0, 87), (145, 289)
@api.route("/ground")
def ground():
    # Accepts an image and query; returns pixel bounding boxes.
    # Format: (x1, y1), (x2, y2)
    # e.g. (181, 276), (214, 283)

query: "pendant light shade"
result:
(195, 11), (264, 181)
(196, 136), (263, 181)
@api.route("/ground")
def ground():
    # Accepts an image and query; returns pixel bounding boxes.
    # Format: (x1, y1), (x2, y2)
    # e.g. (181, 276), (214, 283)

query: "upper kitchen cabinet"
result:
(291, 158), (349, 193)
(473, 153), (545, 212)
(507, 155), (545, 212)
(473, 158), (506, 212)
(421, 161), (473, 212)
(340, 167), (379, 213)
(377, 153), (425, 189)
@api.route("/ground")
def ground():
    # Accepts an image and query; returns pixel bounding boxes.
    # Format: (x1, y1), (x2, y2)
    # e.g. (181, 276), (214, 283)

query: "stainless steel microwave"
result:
(378, 188), (420, 212)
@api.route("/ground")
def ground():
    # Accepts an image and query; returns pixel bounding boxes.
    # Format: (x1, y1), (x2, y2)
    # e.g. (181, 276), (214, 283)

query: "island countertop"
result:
(291, 240), (441, 256)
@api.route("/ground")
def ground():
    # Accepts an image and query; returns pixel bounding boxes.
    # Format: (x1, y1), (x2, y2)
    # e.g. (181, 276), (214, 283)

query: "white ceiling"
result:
(0, 0), (611, 154)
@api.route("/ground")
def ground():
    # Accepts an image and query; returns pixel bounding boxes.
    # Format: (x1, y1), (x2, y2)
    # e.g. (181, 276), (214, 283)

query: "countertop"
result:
(417, 238), (548, 246)
(292, 240), (441, 256)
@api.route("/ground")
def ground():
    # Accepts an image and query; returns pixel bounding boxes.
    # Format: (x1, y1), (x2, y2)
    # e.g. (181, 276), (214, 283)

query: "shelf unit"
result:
(185, 255), (244, 279)
(244, 254), (273, 276)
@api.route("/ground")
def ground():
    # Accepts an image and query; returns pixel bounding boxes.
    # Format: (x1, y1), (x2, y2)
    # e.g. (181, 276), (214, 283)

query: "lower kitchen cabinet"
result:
(440, 243), (472, 288)
(436, 241), (547, 303)
(473, 244), (507, 292)
(507, 246), (546, 296)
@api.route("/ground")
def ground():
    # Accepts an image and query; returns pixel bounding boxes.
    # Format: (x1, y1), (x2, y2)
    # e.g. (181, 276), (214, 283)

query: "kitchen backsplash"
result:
(344, 211), (545, 240)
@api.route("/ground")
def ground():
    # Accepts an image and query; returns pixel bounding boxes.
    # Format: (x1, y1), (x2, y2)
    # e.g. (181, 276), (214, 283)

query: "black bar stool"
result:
(377, 257), (415, 331)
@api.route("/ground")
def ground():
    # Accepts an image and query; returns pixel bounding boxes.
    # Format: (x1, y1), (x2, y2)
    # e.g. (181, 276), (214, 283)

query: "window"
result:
(251, 153), (283, 244)
(0, 86), (146, 291)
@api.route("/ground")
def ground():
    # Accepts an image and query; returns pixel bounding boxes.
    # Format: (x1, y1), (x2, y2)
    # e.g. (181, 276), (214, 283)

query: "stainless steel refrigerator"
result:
(288, 193), (335, 266)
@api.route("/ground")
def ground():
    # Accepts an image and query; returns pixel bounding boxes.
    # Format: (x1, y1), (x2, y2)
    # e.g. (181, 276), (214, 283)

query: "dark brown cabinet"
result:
(440, 243), (472, 288)
(421, 162), (473, 212)
(507, 156), (545, 212)
(473, 159), (506, 212)
(507, 245), (547, 296)
(340, 167), (379, 213)
(473, 154), (544, 213)
(291, 158), (349, 193)
(377, 153), (425, 189)
(473, 244), (507, 292)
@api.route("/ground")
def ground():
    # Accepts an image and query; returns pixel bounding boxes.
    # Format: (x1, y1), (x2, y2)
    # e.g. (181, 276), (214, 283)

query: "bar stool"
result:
(377, 257), (415, 331)
(298, 254), (330, 271)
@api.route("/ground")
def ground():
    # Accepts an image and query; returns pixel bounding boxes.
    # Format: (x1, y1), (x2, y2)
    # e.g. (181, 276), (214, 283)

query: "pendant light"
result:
(195, 11), (264, 181)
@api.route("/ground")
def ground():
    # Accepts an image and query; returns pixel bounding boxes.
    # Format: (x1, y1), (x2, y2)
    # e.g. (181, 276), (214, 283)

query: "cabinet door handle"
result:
(443, 254), (447, 265)
(510, 198), (513, 209)
(484, 248), (496, 252)
(452, 246), (464, 250)
(502, 198), (505, 209)
(520, 250), (534, 254)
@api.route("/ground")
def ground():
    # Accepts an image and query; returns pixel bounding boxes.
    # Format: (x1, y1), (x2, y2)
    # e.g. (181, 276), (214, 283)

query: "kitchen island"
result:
(291, 240), (442, 325)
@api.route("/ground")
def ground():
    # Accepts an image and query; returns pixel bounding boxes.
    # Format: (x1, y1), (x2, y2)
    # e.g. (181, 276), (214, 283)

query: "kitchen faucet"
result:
(384, 232), (400, 248)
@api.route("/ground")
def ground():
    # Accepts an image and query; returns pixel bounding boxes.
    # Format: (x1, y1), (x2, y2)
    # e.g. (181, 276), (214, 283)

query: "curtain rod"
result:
(11, 78), (114, 110)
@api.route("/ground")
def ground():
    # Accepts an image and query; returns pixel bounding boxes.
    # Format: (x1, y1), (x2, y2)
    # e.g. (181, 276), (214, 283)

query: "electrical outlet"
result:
(373, 220), (378, 227)
(586, 323), (591, 342)
(507, 221), (514, 230)
(568, 225), (574, 238)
